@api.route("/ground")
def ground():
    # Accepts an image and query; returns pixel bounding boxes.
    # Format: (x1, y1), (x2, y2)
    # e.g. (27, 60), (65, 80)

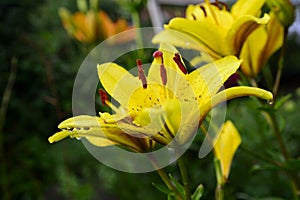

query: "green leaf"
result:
(283, 158), (300, 172)
(274, 94), (292, 110)
(191, 184), (204, 200)
(168, 174), (185, 197)
(152, 182), (174, 196)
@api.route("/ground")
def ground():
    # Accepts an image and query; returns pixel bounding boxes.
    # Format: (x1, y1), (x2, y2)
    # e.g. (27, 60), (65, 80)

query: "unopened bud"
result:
(266, 0), (295, 27)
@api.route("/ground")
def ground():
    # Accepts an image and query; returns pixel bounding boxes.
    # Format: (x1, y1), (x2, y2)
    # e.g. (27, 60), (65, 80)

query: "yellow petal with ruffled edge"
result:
(231, 0), (266, 18)
(240, 26), (268, 76)
(97, 63), (140, 109)
(263, 12), (284, 66)
(240, 13), (283, 76)
(214, 120), (241, 180)
(227, 14), (270, 55)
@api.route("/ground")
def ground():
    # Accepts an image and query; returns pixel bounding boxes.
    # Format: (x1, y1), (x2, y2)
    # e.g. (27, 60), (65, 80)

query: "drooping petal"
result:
(98, 63), (141, 109)
(214, 120), (241, 180)
(210, 86), (273, 109)
(49, 115), (153, 152)
(227, 14), (270, 55)
(231, 0), (266, 18)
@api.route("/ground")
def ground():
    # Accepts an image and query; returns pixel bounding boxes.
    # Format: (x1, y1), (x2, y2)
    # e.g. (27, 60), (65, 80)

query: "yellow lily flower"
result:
(152, 0), (270, 59)
(59, 7), (134, 44)
(240, 12), (284, 76)
(214, 120), (241, 182)
(48, 43), (272, 150)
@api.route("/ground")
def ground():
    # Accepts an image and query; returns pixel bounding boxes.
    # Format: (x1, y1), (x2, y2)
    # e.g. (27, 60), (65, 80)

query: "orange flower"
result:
(59, 8), (134, 44)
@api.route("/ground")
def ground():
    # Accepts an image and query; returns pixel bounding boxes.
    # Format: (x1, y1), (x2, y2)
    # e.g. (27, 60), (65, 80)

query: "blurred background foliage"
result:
(0, 0), (300, 199)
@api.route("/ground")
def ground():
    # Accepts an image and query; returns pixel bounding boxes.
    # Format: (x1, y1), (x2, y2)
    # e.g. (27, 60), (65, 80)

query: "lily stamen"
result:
(99, 88), (120, 114)
(136, 59), (147, 89)
(199, 5), (207, 17)
(173, 53), (188, 74)
(211, 0), (228, 10)
(99, 88), (108, 106)
(153, 50), (168, 86)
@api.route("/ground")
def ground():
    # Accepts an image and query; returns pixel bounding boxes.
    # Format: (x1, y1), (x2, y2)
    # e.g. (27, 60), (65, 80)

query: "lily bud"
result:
(266, 0), (295, 27)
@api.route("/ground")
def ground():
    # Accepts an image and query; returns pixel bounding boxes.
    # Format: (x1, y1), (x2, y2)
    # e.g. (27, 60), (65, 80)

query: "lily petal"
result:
(164, 18), (233, 57)
(49, 115), (155, 152)
(98, 63), (141, 109)
(227, 13), (270, 55)
(214, 120), (241, 180)
(187, 56), (242, 105)
(231, 0), (266, 18)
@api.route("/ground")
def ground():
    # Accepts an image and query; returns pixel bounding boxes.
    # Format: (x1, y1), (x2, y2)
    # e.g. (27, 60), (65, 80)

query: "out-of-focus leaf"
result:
(274, 94), (292, 110)
(169, 174), (185, 197)
(152, 182), (174, 196)
(191, 184), (204, 200)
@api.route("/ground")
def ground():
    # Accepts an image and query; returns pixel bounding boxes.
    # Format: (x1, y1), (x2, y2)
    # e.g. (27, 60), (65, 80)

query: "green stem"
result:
(178, 156), (191, 200)
(240, 145), (282, 167)
(267, 111), (289, 160)
(149, 155), (183, 200)
(0, 57), (17, 200)
(272, 28), (288, 100)
(131, 10), (144, 59)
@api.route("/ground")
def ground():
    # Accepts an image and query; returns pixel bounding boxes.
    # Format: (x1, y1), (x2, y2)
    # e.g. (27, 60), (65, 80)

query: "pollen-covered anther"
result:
(199, 5), (207, 17)
(99, 88), (109, 105)
(153, 50), (167, 85)
(211, 0), (228, 10)
(173, 53), (188, 74)
(160, 64), (167, 86)
(136, 59), (147, 89)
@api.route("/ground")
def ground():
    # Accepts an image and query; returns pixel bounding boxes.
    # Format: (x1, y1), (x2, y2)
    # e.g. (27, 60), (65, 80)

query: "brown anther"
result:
(199, 5), (207, 17)
(211, 0), (228, 10)
(99, 88), (108, 106)
(173, 53), (187, 74)
(136, 59), (147, 89)
(153, 50), (167, 85)
(160, 64), (167, 85)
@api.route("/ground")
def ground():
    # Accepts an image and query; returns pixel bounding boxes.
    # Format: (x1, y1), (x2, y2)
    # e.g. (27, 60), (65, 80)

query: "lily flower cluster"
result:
(59, 0), (134, 44)
(49, 43), (272, 154)
(153, 0), (285, 77)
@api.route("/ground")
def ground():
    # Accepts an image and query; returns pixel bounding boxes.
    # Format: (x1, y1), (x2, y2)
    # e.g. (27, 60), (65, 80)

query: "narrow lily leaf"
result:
(152, 182), (174, 196)
(168, 174), (185, 198)
(191, 184), (204, 200)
